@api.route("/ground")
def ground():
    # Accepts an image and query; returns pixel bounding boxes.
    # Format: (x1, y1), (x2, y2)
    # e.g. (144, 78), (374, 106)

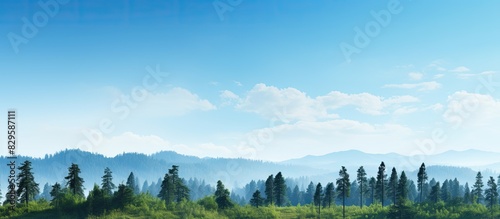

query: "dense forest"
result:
(1, 159), (500, 218)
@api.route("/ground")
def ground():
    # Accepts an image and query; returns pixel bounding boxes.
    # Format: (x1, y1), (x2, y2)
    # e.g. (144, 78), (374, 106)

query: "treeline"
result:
(1, 160), (500, 218)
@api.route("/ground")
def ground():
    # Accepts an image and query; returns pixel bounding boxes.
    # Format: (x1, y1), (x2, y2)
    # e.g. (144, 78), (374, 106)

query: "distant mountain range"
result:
(0, 149), (498, 196)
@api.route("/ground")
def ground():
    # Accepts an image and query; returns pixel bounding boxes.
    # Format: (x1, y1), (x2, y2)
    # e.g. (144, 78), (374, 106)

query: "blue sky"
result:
(1, 0), (500, 161)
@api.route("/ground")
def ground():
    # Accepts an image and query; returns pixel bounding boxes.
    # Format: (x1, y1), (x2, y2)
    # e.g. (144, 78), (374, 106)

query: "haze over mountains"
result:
(1, 149), (498, 197)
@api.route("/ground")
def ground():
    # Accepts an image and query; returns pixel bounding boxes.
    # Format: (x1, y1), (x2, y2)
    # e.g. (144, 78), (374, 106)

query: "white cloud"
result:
(433, 74), (445, 79)
(427, 60), (447, 71)
(440, 91), (500, 153)
(457, 70), (495, 79)
(234, 81), (243, 86)
(393, 107), (418, 115)
(220, 90), (241, 106)
(319, 91), (419, 115)
(383, 81), (441, 91)
(450, 66), (470, 73)
(236, 84), (419, 121)
(408, 72), (423, 80)
(133, 87), (216, 117)
(425, 103), (444, 111)
(237, 84), (333, 121)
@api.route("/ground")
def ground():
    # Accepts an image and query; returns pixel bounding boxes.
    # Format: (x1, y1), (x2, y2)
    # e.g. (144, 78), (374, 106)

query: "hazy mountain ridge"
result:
(0, 149), (497, 196)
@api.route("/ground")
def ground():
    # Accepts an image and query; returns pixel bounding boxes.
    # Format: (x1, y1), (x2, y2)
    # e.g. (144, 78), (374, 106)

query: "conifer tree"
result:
(336, 166), (350, 219)
(417, 163), (428, 203)
(65, 163), (85, 197)
(16, 160), (40, 206)
(101, 167), (116, 196)
(357, 166), (368, 208)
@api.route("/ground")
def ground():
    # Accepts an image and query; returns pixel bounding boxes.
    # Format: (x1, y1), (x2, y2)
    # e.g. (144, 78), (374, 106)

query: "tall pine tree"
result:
(472, 171), (484, 204)
(250, 190), (264, 208)
(215, 180), (233, 209)
(369, 177), (376, 205)
(65, 163), (85, 197)
(265, 174), (274, 205)
(16, 160), (39, 206)
(357, 166), (368, 208)
(323, 182), (335, 208)
(397, 171), (409, 203)
(158, 165), (190, 203)
(485, 176), (498, 209)
(336, 166), (350, 219)
(376, 162), (387, 206)
(387, 167), (398, 205)
(314, 183), (323, 216)
(417, 163), (428, 203)
(101, 167), (116, 196)
(273, 172), (286, 207)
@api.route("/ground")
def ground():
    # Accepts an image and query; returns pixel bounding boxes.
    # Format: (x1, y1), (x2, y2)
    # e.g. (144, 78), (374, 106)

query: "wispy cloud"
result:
(450, 66), (470, 73)
(433, 74), (445, 79)
(409, 72), (423, 80)
(234, 84), (419, 122)
(234, 81), (243, 86)
(457, 71), (495, 79)
(383, 81), (441, 91)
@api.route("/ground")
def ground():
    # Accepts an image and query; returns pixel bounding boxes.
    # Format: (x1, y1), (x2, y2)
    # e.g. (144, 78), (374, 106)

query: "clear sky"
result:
(1, 0), (500, 161)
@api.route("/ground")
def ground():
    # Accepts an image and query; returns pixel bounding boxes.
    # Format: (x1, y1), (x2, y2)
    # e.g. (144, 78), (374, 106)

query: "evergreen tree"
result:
(113, 184), (134, 209)
(50, 182), (62, 207)
(265, 174), (274, 205)
(441, 179), (451, 202)
(498, 175), (500, 204)
(397, 171), (409, 203)
(126, 172), (137, 193)
(142, 180), (149, 194)
(336, 166), (350, 219)
(314, 183), (323, 216)
(485, 176), (498, 209)
(417, 163), (428, 203)
(245, 180), (257, 201)
(408, 180), (418, 202)
(451, 178), (460, 199)
(387, 167), (398, 205)
(40, 183), (51, 200)
(273, 172), (286, 207)
(16, 160), (40, 206)
(157, 165), (190, 203)
(429, 182), (441, 203)
(87, 184), (106, 215)
(323, 182), (335, 208)
(305, 182), (315, 204)
(101, 167), (116, 196)
(291, 185), (301, 206)
(65, 163), (85, 197)
(376, 162), (387, 206)
(250, 190), (264, 208)
(158, 173), (174, 203)
(472, 171), (484, 204)
(369, 177), (376, 205)
(464, 182), (471, 204)
(357, 166), (368, 208)
(215, 180), (233, 209)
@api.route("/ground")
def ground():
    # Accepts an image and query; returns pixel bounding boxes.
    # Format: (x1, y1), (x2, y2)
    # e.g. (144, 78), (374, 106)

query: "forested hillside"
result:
(1, 155), (500, 218)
